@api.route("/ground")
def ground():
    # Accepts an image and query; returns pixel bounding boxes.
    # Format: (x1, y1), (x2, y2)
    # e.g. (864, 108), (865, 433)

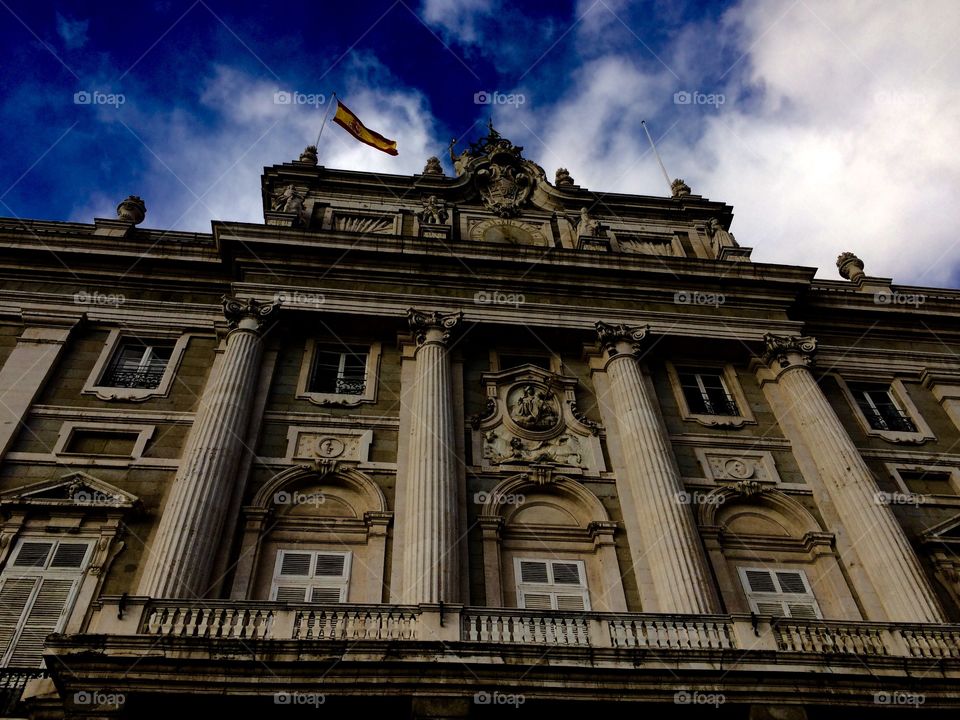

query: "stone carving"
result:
(508, 384), (560, 431)
(407, 308), (463, 346)
(272, 185), (307, 224)
(555, 168), (574, 187)
(289, 428), (371, 468)
(671, 178), (691, 198)
(578, 207), (601, 236)
(418, 195), (448, 224)
(762, 334), (817, 369)
(334, 214), (394, 234)
(117, 195), (146, 225)
(616, 233), (675, 256)
(221, 295), (281, 330)
(483, 427), (583, 466)
(470, 398), (497, 429)
(595, 321), (650, 356)
(837, 251), (865, 282)
(422, 156), (444, 175)
(568, 401), (600, 435)
(298, 145), (318, 165)
(705, 218), (739, 249)
(450, 122), (542, 218)
(733, 479), (765, 498)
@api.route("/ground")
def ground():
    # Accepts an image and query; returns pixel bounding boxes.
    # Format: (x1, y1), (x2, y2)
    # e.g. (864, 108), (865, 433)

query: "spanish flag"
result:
(332, 99), (398, 156)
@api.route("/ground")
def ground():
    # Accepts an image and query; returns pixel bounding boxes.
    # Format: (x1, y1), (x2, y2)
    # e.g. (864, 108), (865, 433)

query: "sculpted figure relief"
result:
(418, 195), (448, 224)
(509, 385), (559, 431)
(578, 207), (600, 236)
(482, 428), (583, 466)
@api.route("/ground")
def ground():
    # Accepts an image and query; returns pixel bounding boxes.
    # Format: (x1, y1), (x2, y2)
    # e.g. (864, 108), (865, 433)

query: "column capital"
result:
(595, 321), (650, 357)
(762, 333), (817, 370)
(221, 295), (281, 332)
(407, 308), (463, 347)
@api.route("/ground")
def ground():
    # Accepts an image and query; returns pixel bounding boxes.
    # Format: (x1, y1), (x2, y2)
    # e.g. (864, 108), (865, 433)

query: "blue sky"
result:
(1, 1), (958, 287)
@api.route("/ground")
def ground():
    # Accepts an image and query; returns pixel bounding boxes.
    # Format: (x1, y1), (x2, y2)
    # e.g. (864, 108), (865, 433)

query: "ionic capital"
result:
(222, 295), (281, 332)
(595, 321), (650, 357)
(407, 308), (463, 347)
(762, 333), (817, 370)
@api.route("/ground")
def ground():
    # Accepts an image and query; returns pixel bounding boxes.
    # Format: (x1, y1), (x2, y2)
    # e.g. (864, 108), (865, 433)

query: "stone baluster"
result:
(759, 334), (943, 622)
(397, 309), (463, 604)
(595, 322), (718, 614)
(138, 296), (279, 598)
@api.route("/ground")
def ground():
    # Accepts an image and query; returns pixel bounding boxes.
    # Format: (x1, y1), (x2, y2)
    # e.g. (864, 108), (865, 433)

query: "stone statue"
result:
(422, 156), (443, 175)
(578, 207), (600, 237)
(671, 178), (691, 197)
(116, 195), (146, 225)
(299, 145), (318, 165)
(418, 195), (448, 225)
(705, 217), (738, 248)
(272, 185), (305, 216)
(555, 168), (574, 187)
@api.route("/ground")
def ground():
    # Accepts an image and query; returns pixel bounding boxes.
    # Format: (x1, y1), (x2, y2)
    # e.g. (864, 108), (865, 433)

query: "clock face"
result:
(471, 218), (546, 246)
(483, 224), (533, 245)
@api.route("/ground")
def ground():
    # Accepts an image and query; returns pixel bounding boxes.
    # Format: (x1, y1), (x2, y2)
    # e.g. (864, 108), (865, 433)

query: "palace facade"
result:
(1, 126), (960, 718)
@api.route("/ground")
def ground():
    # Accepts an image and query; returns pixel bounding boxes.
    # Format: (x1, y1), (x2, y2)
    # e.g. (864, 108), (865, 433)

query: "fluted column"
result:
(398, 309), (463, 604)
(596, 322), (718, 614)
(138, 296), (279, 598)
(761, 334), (943, 622)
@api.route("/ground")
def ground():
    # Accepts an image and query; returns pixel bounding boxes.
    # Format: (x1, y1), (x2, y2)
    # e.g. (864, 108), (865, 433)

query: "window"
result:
(677, 367), (740, 416)
(63, 429), (139, 457)
(0, 538), (92, 667)
(100, 339), (174, 389)
(899, 469), (957, 496)
(737, 567), (822, 619)
(270, 550), (351, 603)
(514, 558), (590, 611)
(498, 353), (552, 371)
(308, 345), (369, 395)
(849, 383), (916, 432)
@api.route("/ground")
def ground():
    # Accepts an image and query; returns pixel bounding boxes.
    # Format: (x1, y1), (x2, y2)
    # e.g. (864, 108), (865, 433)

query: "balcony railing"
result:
(82, 598), (960, 661)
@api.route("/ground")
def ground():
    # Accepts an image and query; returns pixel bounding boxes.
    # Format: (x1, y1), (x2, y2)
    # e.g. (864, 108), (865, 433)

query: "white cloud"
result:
(67, 65), (441, 233)
(55, 13), (89, 50)
(421, 0), (496, 45)
(508, 0), (960, 288)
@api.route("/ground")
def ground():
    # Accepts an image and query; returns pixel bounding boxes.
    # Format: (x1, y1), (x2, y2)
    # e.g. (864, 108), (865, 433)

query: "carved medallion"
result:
(507, 384), (560, 432)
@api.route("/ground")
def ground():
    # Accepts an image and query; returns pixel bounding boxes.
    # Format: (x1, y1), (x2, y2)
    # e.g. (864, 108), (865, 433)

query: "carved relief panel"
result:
(471, 366), (604, 476)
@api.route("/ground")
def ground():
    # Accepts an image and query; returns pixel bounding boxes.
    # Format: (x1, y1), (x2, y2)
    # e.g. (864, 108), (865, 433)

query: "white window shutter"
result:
(739, 567), (822, 619)
(8, 578), (77, 668)
(12, 542), (53, 569)
(519, 561), (549, 584)
(279, 552), (312, 577)
(274, 586), (308, 603)
(515, 558), (590, 611)
(0, 578), (39, 665)
(50, 543), (89, 570)
(314, 554), (346, 578)
(310, 587), (343, 603)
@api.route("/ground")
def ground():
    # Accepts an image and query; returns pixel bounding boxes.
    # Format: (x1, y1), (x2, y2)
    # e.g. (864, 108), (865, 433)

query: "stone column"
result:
(596, 322), (718, 614)
(138, 296), (278, 599)
(0, 313), (81, 459)
(921, 369), (960, 433)
(397, 309), (463, 604)
(760, 334), (943, 622)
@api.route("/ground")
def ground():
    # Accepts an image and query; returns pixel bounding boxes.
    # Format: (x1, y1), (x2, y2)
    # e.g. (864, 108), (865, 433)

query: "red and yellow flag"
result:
(332, 99), (398, 156)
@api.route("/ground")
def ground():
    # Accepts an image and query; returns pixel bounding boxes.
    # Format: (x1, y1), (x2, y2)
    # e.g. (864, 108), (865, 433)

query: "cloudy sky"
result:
(1, 1), (958, 287)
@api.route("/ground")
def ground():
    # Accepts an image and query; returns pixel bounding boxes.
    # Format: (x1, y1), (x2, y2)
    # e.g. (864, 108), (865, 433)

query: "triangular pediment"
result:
(0, 471), (141, 511)
(921, 512), (960, 545)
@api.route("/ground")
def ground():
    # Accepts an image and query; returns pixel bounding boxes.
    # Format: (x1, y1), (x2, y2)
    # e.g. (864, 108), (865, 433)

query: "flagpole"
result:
(641, 120), (673, 194)
(315, 91), (337, 148)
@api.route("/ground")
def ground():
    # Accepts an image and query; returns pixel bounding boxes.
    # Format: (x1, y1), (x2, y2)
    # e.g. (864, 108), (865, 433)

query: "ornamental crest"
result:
(450, 121), (545, 218)
(470, 365), (605, 476)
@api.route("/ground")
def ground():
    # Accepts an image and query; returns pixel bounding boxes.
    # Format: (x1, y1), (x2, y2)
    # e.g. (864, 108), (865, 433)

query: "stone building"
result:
(0, 124), (959, 717)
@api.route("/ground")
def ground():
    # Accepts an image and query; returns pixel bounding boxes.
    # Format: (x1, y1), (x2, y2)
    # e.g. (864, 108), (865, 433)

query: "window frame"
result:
(296, 339), (381, 407)
(513, 557), (591, 611)
(52, 421), (154, 461)
(736, 566), (823, 619)
(269, 549), (352, 604)
(0, 536), (94, 668)
(665, 361), (755, 428)
(83, 329), (191, 402)
(888, 463), (960, 506)
(835, 376), (935, 444)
